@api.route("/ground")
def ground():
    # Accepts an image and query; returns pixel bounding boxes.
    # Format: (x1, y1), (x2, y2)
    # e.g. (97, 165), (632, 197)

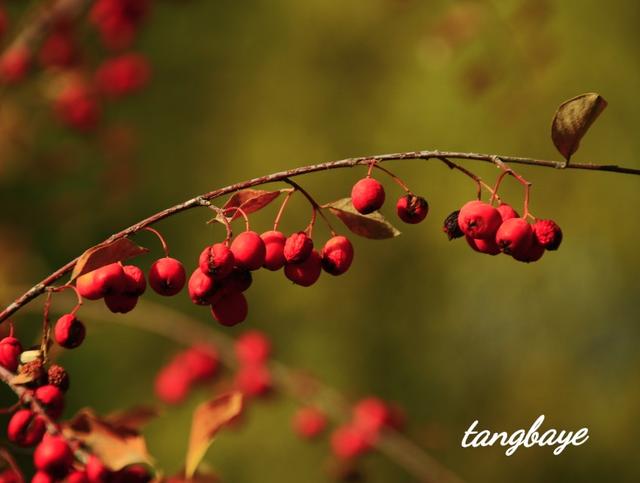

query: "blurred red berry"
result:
(7, 409), (46, 447)
(234, 330), (271, 365)
(211, 291), (248, 327)
(234, 364), (272, 397)
(35, 385), (65, 419)
(33, 435), (74, 478)
(330, 425), (370, 459)
(0, 47), (30, 84)
(292, 407), (327, 439)
(96, 53), (150, 98)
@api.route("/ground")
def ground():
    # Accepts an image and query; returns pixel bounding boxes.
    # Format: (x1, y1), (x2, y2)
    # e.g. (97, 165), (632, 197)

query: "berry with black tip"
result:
(533, 219), (563, 250)
(495, 218), (533, 257)
(396, 194), (429, 224)
(443, 210), (464, 240)
(198, 243), (234, 279)
(458, 201), (502, 240)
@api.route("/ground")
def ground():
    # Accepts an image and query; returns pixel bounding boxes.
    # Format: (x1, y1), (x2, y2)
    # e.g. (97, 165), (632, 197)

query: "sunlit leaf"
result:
(551, 93), (607, 163)
(70, 238), (148, 281)
(323, 198), (401, 240)
(222, 189), (282, 221)
(63, 409), (154, 471)
(185, 392), (243, 478)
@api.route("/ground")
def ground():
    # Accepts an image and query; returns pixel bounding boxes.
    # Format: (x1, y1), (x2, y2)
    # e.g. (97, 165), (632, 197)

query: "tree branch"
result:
(0, 149), (638, 323)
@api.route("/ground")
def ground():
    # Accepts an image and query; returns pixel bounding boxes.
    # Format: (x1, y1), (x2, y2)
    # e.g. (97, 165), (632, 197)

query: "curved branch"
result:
(0, 149), (638, 323)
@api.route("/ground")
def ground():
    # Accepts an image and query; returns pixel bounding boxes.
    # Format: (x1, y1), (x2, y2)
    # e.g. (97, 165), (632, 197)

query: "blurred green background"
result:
(1, 0), (640, 481)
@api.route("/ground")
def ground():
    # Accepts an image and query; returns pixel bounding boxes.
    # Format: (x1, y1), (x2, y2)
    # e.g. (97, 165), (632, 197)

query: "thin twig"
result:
(0, 149), (638, 323)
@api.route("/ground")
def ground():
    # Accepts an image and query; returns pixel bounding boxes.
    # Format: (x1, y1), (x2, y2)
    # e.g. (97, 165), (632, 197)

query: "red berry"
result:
(198, 243), (235, 279)
(533, 219), (563, 250)
(458, 201), (502, 240)
(284, 250), (322, 287)
(292, 407), (327, 439)
(321, 236), (354, 276)
(104, 294), (138, 313)
(283, 232), (313, 264)
(0, 47), (30, 84)
(86, 455), (111, 483)
(396, 194), (429, 224)
(149, 257), (186, 296)
(40, 29), (78, 68)
(112, 465), (151, 483)
(34, 385), (65, 420)
(497, 203), (519, 221)
(0, 336), (22, 372)
(443, 210), (464, 240)
(260, 230), (286, 271)
(179, 345), (219, 382)
(76, 263), (126, 300)
(31, 472), (54, 483)
(219, 268), (252, 293)
(54, 82), (101, 132)
(0, 8), (7, 41)
(353, 397), (390, 434)
(230, 231), (266, 271)
(234, 364), (272, 397)
(154, 363), (191, 405)
(33, 435), (73, 478)
(48, 365), (70, 392)
(495, 218), (533, 257)
(54, 314), (86, 349)
(466, 235), (501, 256)
(513, 239), (545, 263)
(7, 409), (46, 447)
(188, 268), (216, 305)
(330, 425), (370, 459)
(0, 469), (21, 483)
(95, 53), (150, 98)
(351, 178), (385, 214)
(235, 330), (271, 365)
(67, 471), (89, 483)
(210, 291), (248, 327)
(122, 265), (146, 296)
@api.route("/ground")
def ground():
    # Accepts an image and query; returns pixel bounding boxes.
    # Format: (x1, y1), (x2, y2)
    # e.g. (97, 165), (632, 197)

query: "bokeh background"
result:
(1, 0), (640, 481)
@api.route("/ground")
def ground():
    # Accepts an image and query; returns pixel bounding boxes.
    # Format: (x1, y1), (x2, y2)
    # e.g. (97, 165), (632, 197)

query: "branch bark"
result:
(0, 149), (638, 323)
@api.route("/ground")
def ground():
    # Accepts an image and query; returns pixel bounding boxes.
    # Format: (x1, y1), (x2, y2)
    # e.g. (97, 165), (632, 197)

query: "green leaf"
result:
(323, 198), (401, 239)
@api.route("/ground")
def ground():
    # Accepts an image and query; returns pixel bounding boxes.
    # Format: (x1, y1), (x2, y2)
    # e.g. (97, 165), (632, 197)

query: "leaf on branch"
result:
(551, 93), (608, 163)
(323, 198), (401, 240)
(105, 405), (162, 432)
(221, 189), (282, 221)
(63, 409), (154, 471)
(185, 392), (243, 479)
(70, 238), (149, 281)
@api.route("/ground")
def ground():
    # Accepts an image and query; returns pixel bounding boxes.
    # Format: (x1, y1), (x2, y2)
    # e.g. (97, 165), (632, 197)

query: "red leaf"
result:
(222, 189), (282, 221)
(71, 238), (148, 281)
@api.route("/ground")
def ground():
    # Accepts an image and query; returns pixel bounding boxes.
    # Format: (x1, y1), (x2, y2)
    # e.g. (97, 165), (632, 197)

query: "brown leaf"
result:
(185, 392), (243, 478)
(63, 409), (154, 471)
(70, 238), (149, 281)
(222, 189), (282, 221)
(551, 93), (608, 163)
(323, 198), (401, 240)
(105, 406), (162, 432)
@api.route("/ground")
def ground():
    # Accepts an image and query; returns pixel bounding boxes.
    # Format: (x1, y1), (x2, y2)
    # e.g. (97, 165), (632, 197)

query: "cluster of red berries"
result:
(443, 200), (562, 262)
(0, 2), (152, 134)
(351, 176), (430, 224)
(187, 229), (354, 327)
(233, 330), (273, 398)
(154, 344), (219, 405)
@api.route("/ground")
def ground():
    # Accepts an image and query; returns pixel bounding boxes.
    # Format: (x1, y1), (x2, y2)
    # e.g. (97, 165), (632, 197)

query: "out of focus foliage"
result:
(1, 0), (639, 481)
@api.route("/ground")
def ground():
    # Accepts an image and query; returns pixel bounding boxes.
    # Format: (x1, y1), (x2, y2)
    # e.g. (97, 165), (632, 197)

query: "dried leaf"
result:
(105, 406), (161, 432)
(185, 392), (243, 478)
(222, 189), (282, 221)
(70, 238), (149, 281)
(323, 198), (401, 240)
(63, 409), (154, 471)
(551, 93), (607, 163)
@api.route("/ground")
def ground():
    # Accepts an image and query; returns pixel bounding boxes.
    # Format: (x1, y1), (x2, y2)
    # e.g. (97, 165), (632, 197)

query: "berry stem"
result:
(221, 206), (251, 232)
(284, 178), (337, 237)
(372, 164), (411, 193)
(1, 148), (638, 324)
(41, 290), (53, 361)
(490, 156), (532, 217)
(49, 284), (83, 315)
(144, 227), (170, 257)
(273, 188), (295, 231)
(366, 159), (375, 177)
(437, 157), (501, 202)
